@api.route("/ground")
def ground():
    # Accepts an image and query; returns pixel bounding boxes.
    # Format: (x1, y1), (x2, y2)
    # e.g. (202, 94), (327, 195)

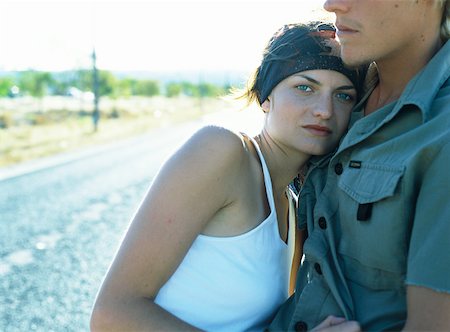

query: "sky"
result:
(0, 0), (333, 73)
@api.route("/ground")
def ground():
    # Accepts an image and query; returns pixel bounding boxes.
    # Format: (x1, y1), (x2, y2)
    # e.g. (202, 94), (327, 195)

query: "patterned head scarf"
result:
(256, 22), (361, 105)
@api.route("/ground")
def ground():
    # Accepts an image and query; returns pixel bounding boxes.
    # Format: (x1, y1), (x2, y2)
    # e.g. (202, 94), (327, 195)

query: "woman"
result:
(91, 21), (362, 331)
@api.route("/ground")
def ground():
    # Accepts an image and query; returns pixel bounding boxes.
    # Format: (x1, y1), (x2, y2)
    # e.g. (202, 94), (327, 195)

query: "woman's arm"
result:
(90, 126), (246, 331)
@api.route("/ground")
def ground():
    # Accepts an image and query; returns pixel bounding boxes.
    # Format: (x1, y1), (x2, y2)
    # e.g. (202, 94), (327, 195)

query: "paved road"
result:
(0, 109), (263, 331)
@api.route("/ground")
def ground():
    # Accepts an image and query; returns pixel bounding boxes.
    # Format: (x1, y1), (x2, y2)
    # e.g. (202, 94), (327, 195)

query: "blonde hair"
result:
(439, 0), (450, 40)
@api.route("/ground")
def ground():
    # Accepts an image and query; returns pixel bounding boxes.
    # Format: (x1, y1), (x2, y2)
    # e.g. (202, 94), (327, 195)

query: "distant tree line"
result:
(0, 70), (231, 99)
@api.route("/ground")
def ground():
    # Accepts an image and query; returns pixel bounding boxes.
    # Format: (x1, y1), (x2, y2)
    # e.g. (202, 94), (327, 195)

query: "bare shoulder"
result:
(188, 125), (247, 152)
(148, 125), (251, 220)
(176, 125), (249, 170)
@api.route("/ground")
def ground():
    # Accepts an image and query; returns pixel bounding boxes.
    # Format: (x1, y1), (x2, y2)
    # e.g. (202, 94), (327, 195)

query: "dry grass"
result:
(0, 95), (240, 167)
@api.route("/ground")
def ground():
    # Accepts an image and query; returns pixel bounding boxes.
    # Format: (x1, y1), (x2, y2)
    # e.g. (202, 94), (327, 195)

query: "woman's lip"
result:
(303, 125), (332, 136)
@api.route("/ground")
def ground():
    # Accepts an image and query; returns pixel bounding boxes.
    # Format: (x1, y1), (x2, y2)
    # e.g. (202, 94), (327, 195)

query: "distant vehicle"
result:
(66, 87), (94, 101)
(8, 85), (20, 98)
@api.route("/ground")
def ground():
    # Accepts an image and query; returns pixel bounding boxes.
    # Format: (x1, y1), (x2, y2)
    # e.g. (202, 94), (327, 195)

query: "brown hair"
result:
(234, 21), (364, 108)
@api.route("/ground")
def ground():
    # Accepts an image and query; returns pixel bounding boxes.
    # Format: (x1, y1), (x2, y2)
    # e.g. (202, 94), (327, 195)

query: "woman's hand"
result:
(311, 315), (361, 332)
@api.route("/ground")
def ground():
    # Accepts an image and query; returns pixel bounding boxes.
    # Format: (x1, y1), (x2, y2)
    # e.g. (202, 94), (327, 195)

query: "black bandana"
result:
(256, 24), (360, 105)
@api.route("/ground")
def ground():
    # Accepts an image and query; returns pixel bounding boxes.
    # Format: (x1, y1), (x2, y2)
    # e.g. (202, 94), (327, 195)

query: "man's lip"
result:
(303, 125), (332, 135)
(336, 23), (358, 33)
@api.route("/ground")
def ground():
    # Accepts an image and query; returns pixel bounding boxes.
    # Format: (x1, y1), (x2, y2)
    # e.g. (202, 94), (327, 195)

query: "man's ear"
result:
(261, 99), (270, 113)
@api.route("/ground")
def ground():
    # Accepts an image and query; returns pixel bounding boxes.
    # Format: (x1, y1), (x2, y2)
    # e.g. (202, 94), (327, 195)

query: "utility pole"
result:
(198, 72), (204, 113)
(92, 48), (100, 131)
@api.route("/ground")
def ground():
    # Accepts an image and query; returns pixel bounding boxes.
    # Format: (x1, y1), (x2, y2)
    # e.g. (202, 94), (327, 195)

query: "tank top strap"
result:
(239, 132), (276, 214)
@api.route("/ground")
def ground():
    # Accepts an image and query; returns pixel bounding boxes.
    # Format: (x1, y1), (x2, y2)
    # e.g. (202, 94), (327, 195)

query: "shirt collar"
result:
(356, 41), (450, 123)
(397, 40), (450, 123)
(354, 41), (450, 122)
(308, 152), (334, 168)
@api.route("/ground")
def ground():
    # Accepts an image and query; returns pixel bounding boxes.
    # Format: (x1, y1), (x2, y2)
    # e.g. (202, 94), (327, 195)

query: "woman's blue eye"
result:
(297, 85), (312, 92)
(336, 92), (355, 102)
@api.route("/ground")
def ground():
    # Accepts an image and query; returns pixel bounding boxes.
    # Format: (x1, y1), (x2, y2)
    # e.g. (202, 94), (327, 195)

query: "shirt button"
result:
(314, 263), (323, 275)
(318, 217), (327, 229)
(294, 321), (308, 332)
(334, 162), (343, 175)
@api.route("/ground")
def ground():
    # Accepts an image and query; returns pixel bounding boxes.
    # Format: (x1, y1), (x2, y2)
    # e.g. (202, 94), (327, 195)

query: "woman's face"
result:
(262, 69), (356, 156)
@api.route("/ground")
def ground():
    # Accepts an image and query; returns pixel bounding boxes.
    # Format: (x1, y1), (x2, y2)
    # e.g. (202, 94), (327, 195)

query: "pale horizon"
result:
(0, 0), (333, 73)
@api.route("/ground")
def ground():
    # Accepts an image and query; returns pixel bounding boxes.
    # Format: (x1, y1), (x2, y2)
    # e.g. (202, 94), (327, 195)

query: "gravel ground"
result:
(0, 108), (263, 331)
(0, 123), (196, 331)
(1, 180), (148, 331)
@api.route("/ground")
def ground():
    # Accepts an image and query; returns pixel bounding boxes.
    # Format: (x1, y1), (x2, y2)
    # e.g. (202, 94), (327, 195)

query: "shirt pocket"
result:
(336, 162), (407, 290)
(338, 162), (404, 204)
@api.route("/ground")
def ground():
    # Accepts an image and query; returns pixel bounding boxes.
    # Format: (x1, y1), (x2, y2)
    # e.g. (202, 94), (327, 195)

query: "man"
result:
(270, 0), (450, 331)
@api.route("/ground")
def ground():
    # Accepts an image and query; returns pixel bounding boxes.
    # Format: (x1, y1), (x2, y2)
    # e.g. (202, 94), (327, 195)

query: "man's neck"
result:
(365, 36), (443, 116)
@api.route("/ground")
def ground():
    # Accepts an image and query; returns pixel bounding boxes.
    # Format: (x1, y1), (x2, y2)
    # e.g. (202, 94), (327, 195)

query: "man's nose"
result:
(323, 0), (350, 14)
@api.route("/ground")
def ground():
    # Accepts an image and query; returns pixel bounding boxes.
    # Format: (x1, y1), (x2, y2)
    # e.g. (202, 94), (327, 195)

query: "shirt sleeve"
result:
(406, 141), (450, 293)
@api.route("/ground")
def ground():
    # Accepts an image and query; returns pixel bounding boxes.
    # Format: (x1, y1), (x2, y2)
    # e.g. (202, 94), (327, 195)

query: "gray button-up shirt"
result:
(270, 40), (450, 331)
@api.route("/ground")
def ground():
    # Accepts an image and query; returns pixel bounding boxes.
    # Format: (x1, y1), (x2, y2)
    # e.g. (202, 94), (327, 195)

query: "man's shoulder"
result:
(429, 78), (450, 120)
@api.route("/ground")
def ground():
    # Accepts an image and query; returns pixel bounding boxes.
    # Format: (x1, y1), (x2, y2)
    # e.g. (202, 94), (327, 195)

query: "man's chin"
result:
(341, 53), (368, 68)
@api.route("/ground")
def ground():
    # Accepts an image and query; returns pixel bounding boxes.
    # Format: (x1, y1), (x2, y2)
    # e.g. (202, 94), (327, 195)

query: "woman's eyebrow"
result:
(337, 85), (356, 90)
(294, 74), (356, 91)
(295, 74), (321, 85)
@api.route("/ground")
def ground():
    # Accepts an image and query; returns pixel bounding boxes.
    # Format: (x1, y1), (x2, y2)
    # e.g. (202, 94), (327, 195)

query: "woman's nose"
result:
(313, 97), (333, 120)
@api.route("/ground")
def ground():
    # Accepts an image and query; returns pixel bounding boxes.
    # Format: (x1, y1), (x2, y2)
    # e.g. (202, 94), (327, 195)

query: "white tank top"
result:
(154, 135), (291, 332)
